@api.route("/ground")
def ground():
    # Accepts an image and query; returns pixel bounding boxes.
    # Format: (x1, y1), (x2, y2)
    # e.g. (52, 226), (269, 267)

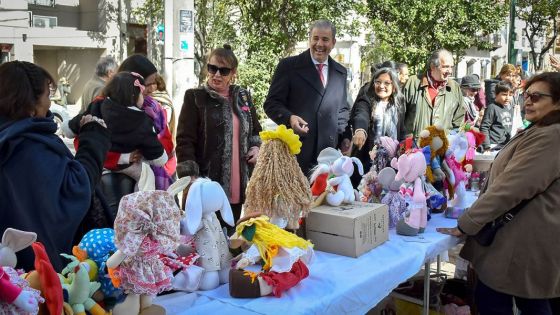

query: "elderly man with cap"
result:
(460, 74), (483, 126)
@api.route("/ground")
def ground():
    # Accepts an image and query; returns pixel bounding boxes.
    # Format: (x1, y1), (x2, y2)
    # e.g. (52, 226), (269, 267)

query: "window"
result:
(32, 15), (57, 28)
(27, 0), (55, 6)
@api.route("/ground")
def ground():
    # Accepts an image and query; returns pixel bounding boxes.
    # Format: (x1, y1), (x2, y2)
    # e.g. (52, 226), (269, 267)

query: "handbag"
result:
(473, 197), (532, 246)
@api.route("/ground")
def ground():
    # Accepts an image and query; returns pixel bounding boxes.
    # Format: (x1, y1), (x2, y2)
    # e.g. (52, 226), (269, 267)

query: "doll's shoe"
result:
(396, 219), (419, 236)
(229, 269), (261, 298)
(140, 304), (166, 315)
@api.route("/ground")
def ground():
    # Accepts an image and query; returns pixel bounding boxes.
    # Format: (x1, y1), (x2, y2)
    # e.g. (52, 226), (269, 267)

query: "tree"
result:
(365, 0), (507, 70)
(131, 0), (164, 69)
(516, 0), (560, 71)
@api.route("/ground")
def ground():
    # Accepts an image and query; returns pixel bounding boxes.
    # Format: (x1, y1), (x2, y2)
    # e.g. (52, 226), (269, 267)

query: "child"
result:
(479, 81), (514, 151)
(66, 72), (167, 183)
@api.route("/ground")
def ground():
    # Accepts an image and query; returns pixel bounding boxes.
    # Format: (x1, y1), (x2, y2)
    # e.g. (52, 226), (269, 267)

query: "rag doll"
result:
(309, 147), (342, 199)
(391, 150), (428, 236)
(106, 188), (181, 315)
(310, 154), (363, 206)
(78, 228), (124, 302)
(445, 132), (470, 217)
(358, 137), (400, 203)
(377, 167), (406, 229)
(181, 177), (234, 291)
(0, 228), (44, 315)
(228, 215), (314, 298)
(59, 252), (109, 315)
(418, 124), (455, 203)
(244, 125), (313, 229)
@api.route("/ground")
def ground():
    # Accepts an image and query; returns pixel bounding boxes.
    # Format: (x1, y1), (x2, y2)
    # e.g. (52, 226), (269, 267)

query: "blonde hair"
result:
(236, 216), (312, 271)
(244, 139), (312, 229)
(498, 64), (517, 78)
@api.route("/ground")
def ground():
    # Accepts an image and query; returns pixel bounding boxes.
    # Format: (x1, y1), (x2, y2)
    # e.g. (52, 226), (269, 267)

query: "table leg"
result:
(423, 262), (430, 315)
(437, 255), (441, 275)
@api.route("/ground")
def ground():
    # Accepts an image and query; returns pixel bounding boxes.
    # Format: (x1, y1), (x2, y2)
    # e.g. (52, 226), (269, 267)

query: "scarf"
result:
(427, 71), (447, 91)
(372, 100), (398, 140)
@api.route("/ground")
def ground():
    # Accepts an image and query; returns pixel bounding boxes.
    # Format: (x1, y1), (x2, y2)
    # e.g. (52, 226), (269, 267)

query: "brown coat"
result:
(459, 110), (560, 298)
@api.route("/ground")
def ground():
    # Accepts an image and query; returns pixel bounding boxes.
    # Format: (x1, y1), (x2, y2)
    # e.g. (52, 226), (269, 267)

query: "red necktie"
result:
(316, 63), (325, 87)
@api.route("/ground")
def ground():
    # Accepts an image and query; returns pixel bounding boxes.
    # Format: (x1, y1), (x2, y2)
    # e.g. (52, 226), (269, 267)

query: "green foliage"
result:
(516, 0), (560, 70)
(365, 0), (507, 70)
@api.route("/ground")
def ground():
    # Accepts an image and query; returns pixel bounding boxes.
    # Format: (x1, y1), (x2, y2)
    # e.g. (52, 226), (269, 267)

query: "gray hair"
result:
(95, 56), (118, 77)
(308, 20), (336, 39)
(428, 49), (453, 68)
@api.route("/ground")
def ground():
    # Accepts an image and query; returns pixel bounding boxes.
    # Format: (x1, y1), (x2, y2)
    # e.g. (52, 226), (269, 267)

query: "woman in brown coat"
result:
(439, 72), (560, 315)
(176, 45), (262, 226)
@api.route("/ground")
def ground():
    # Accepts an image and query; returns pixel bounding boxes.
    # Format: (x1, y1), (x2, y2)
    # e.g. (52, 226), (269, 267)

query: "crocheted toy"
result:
(418, 125), (455, 202)
(59, 252), (109, 315)
(22, 242), (63, 315)
(309, 147), (342, 198)
(244, 125), (313, 229)
(229, 215), (314, 298)
(358, 137), (400, 204)
(106, 187), (182, 315)
(377, 167), (406, 229)
(463, 125), (486, 174)
(310, 154), (363, 206)
(0, 228), (44, 315)
(445, 131), (470, 217)
(391, 150), (428, 236)
(180, 177), (233, 291)
(77, 228), (124, 304)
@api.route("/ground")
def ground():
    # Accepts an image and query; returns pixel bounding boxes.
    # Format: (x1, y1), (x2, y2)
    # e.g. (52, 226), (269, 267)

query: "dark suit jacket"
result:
(264, 49), (349, 174)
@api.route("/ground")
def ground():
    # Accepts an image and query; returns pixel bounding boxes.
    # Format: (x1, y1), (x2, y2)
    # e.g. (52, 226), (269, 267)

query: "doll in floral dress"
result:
(107, 190), (181, 315)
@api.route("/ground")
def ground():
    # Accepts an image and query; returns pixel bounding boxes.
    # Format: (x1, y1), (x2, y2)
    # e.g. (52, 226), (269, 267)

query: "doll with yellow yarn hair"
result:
(228, 214), (314, 298)
(243, 125), (313, 229)
(418, 125), (456, 202)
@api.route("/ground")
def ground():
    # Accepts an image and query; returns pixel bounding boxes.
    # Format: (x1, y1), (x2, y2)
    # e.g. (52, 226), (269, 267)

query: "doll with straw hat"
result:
(243, 125), (312, 229)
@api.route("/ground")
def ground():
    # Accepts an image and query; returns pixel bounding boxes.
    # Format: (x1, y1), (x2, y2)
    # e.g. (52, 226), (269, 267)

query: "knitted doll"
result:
(418, 125), (455, 202)
(244, 125), (313, 229)
(106, 190), (181, 315)
(358, 137), (400, 203)
(377, 167), (406, 229)
(229, 215), (314, 298)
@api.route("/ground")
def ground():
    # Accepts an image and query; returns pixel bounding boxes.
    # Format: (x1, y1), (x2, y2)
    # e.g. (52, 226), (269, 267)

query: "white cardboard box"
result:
(306, 202), (389, 258)
(473, 153), (495, 172)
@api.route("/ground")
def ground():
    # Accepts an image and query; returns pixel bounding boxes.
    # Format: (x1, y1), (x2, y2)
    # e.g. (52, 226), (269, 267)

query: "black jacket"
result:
(480, 102), (514, 149)
(264, 49), (349, 174)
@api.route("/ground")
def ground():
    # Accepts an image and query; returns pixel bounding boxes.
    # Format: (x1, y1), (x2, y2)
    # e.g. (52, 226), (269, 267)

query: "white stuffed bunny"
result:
(0, 228), (44, 314)
(182, 177), (234, 290)
(325, 156), (364, 206)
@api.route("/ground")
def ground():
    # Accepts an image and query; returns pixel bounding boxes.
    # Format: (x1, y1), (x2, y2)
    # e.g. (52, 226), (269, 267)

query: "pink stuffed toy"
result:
(391, 150), (428, 236)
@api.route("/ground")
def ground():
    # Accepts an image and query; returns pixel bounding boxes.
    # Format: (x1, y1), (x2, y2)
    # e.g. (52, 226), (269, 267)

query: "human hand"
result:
(246, 146), (259, 164)
(340, 138), (352, 156)
(352, 129), (366, 150)
(235, 257), (251, 269)
(289, 115), (309, 134)
(129, 149), (142, 163)
(80, 114), (106, 128)
(436, 227), (464, 237)
(369, 145), (378, 161)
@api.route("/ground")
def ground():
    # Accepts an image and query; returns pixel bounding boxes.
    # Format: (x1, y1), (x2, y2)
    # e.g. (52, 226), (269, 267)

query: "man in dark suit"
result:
(264, 19), (350, 175)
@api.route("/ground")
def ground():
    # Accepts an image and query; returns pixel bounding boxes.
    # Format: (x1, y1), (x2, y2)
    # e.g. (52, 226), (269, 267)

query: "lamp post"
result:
(508, 0), (517, 65)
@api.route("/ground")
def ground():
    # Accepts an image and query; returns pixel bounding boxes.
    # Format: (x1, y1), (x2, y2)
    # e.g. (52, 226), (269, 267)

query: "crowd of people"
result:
(1, 18), (560, 314)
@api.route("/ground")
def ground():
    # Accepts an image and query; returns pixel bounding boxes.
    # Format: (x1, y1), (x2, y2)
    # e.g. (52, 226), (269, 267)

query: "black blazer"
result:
(264, 49), (349, 174)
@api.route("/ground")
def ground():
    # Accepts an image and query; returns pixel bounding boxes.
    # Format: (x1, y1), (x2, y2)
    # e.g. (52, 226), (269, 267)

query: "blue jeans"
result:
(475, 279), (552, 315)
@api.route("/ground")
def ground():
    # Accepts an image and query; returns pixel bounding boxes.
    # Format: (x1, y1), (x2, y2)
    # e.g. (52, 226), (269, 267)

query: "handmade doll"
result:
(358, 137), (400, 203)
(106, 189), (181, 315)
(377, 167), (406, 229)
(244, 125), (313, 229)
(445, 132), (470, 217)
(78, 228), (123, 302)
(229, 215), (314, 298)
(309, 147), (342, 199)
(418, 125), (455, 202)
(391, 150), (428, 236)
(0, 228), (44, 315)
(181, 177), (234, 291)
(310, 154), (363, 206)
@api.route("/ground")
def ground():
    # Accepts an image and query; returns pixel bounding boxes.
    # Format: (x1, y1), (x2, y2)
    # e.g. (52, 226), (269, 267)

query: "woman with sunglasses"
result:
(346, 66), (405, 186)
(439, 72), (560, 315)
(176, 45), (262, 230)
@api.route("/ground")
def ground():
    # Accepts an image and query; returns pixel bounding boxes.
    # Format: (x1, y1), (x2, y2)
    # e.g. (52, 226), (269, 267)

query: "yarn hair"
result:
(244, 139), (312, 229)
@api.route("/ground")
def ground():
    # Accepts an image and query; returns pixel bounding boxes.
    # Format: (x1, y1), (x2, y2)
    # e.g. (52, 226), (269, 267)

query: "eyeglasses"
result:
(207, 64), (232, 76)
(374, 80), (392, 87)
(523, 91), (553, 103)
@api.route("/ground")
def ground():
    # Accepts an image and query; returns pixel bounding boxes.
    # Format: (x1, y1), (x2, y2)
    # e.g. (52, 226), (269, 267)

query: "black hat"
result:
(460, 75), (481, 89)
(118, 54), (157, 79)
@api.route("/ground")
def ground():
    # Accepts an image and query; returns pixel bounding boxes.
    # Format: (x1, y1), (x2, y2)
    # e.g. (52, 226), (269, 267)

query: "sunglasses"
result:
(207, 64), (232, 76)
(523, 91), (553, 103)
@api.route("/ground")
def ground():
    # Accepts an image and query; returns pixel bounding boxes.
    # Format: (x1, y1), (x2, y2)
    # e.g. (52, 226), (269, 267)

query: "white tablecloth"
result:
(156, 213), (468, 315)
